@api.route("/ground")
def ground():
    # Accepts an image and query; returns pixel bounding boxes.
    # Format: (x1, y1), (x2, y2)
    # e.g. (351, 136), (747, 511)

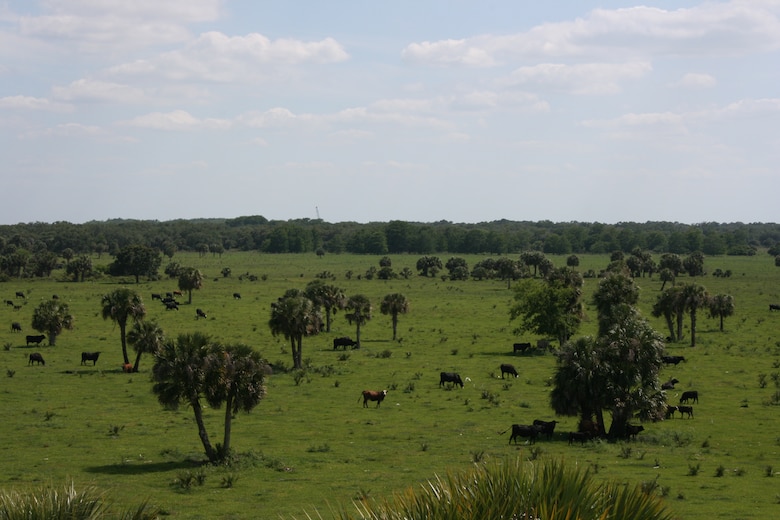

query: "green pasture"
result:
(1, 252), (779, 519)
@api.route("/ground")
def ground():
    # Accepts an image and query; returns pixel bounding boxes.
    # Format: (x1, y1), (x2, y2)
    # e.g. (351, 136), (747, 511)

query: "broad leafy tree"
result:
(66, 255), (93, 282)
(509, 277), (581, 347)
(416, 256), (442, 277)
(31, 300), (75, 346)
(708, 293), (735, 332)
(178, 267), (204, 304)
(269, 291), (322, 369)
(305, 280), (345, 333)
(380, 293), (410, 341)
(127, 319), (165, 372)
(101, 288), (146, 365)
(109, 244), (161, 283)
(658, 253), (683, 277)
(520, 251), (546, 277)
(344, 294), (372, 347)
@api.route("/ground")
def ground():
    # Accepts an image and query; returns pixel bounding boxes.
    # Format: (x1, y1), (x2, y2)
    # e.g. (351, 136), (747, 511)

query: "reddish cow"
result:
(359, 390), (388, 408)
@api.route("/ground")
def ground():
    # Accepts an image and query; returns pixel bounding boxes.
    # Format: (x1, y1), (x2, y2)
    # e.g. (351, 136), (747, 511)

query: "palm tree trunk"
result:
(391, 314), (398, 341)
(690, 309), (697, 347)
(675, 310), (684, 341)
(355, 323), (362, 347)
(191, 399), (217, 463)
(663, 313), (675, 341)
(222, 395), (233, 458)
(119, 322), (130, 364)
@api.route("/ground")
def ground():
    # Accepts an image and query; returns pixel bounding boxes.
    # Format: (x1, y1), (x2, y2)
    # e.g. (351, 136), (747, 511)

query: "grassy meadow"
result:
(1, 251), (779, 519)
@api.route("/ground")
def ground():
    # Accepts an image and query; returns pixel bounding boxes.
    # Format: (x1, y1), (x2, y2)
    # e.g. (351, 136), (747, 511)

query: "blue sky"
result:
(1, 1), (778, 225)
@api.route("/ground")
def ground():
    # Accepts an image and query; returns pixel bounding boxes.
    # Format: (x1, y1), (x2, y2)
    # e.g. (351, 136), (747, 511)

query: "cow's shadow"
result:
(85, 459), (201, 476)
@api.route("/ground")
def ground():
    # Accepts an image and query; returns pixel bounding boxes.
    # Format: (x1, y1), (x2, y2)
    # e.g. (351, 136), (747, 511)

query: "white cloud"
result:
(20, 122), (105, 139)
(52, 79), (146, 103)
(505, 61), (652, 95)
(119, 110), (231, 131)
(0, 95), (72, 112)
(676, 73), (717, 89)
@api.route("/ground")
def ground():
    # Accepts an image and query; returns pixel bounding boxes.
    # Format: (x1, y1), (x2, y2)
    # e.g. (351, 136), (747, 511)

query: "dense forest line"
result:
(1, 217), (780, 260)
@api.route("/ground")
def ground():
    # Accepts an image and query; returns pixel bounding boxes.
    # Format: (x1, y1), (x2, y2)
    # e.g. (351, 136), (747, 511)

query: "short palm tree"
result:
(127, 319), (165, 372)
(101, 288), (146, 365)
(305, 280), (345, 332)
(178, 267), (204, 304)
(681, 283), (708, 347)
(708, 293), (735, 332)
(344, 294), (372, 347)
(380, 293), (409, 341)
(269, 291), (321, 369)
(31, 299), (74, 346)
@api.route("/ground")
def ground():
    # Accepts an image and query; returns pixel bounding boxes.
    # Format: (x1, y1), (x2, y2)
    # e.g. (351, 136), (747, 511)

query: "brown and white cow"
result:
(359, 389), (388, 408)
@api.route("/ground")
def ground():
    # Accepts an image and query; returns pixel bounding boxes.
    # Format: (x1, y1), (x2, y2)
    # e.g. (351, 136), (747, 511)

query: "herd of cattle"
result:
(358, 346), (699, 446)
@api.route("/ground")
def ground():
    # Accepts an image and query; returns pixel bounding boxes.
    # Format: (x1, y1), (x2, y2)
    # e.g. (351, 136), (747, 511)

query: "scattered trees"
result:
(31, 300), (74, 346)
(344, 294), (372, 347)
(708, 293), (735, 332)
(509, 272), (582, 347)
(178, 267), (204, 304)
(101, 288), (146, 365)
(127, 319), (165, 372)
(109, 244), (161, 283)
(380, 293), (410, 341)
(269, 290), (322, 369)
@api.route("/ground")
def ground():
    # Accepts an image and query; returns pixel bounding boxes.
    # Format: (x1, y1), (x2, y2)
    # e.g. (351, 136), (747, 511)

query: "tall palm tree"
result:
(708, 293), (735, 332)
(151, 332), (218, 463)
(380, 293), (410, 341)
(268, 292), (321, 369)
(652, 288), (678, 341)
(31, 299), (75, 346)
(591, 272), (639, 336)
(178, 267), (204, 304)
(101, 288), (146, 364)
(127, 319), (165, 372)
(203, 343), (267, 458)
(305, 280), (345, 332)
(681, 283), (708, 347)
(344, 294), (372, 347)
(550, 336), (606, 435)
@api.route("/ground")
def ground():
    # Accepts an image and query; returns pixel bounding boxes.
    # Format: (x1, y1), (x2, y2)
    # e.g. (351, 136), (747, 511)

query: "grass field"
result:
(1, 252), (779, 519)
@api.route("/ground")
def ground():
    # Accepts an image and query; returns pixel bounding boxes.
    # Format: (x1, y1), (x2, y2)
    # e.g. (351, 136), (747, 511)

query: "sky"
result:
(1, 1), (779, 225)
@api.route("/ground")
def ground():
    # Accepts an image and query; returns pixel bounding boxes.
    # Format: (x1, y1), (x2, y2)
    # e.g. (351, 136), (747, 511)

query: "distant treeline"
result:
(1, 217), (780, 258)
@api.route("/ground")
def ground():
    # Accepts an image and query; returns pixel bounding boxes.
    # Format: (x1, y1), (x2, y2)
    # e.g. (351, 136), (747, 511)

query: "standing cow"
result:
(28, 353), (45, 365)
(11, 322), (22, 332)
(359, 390), (388, 408)
(500, 363), (518, 379)
(81, 352), (101, 366)
(439, 372), (464, 388)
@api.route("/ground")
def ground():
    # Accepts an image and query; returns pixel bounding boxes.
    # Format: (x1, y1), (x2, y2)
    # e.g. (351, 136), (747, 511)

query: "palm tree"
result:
(344, 294), (372, 347)
(658, 268), (675, 291)
(380, 293), (410, 341)
(591, 272), (639, 336)
(151, 332), (218, 462)
(31, 299), (75, 346)
(550, 336), (606, 435)
(203, 343), (267, 458)
(681, 283), (708, 347)
(652, 288), (678, 341)
(127, 319), (165, 372)
(178, 267), (204, 304)
(101, 288), (146, 364)
(268, 291), (321, 369)
(305, 280), (345, 332)
(708, 293), (735, 332)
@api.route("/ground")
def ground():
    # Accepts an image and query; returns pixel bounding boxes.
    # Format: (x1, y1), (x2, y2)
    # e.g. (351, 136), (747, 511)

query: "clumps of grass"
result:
(640, 475), (661, 495)
(107, 424), (124, 437)
(734, 467), (746, 476)
(527, 446), (543, 461)
(313, 364), (336, 377)
(619, 446), (632, 459)
(3, 342), (11, 351)
(292, 370), (310, 386)
(715, 465), (725, 477)
(173, 469), (207, 490)
(480, 390), (499, 406)
(6, 369), (15, 378)
(306, 444), (331, 453)
(221, 473), (238, 488)
(420, 442), (429, 452)
(687, 463), (700, 476)
(470, 450), (486, 463)
(765, 465), (774, 477)
(403, 382), (415, 393)
(450, 348), (458, 355)
(377, 350), (392, 359)
(412, 371), (423, 380)
(337, 353), (350, 361)
(759, 373), (768, 388)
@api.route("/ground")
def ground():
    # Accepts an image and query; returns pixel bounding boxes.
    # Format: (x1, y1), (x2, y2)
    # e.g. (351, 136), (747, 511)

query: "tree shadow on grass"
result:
(85, 459), (203, 476)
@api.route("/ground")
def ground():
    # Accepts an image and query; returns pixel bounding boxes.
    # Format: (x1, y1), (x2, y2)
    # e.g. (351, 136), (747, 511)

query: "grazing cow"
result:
(500, 363), (518, 379)
(52, 294), (59, 300)
(662, 355), (686, 365)
(439, 372), (464, 388)
(568, 431), (592, 445)
(13, 305), (21, 311)
(5, 300), (13, 306)
(678, 405), (694, 418)
(625, 424), (644, 439)
(513, 342), (532, 354)
(15, 291), (25, 299)
(359, 389), (388, 408)
(666, 405), (678, 419)
(164, 301), (179, 310)
(151, 293), (162, 301)
(173, 290), (183, 297)
(26, 334), (46, 346)
(680, 390), (699, 404)
(770, 304), (780, 311)
(81, 351), (100, 366)
(196, 308), (207, 319)
(122, 363), (134, 373)
(233, 292), (241, 300)
(661, 377), (680, 390)
(166, 292), (174, 299)
(333, 336), (358, 350)
(28, 352), (45, 365)
(502, 424), (539, 445)
(532, 419), (558, 440)
(11, 322), (22, 332)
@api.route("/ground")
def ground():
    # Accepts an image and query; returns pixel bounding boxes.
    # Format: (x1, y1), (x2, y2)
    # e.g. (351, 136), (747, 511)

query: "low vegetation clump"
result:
(329, 456), (672, 520)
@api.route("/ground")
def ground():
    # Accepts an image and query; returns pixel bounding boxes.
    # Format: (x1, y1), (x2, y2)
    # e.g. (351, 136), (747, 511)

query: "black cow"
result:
(28, 352), (45, 365)
(26, 335), (46, 346)
(333, 336), (358, 350)
(666, 405), (678, 419)
(662, 355), (686, 365)
(502, 424), (539, 444)
(661, 377), (679, 390)
(439, 372), (464, 388)
(15, 291), (25, 299)
(568, 431), (592, 445)
(770, 304), (780, 311)
(196, 308), (207, 319)
(11, 322), (22, 332)
(625, 424), (644, 439)
(5, 300), (14, 306)
(166, 292), (174, 299)
(678, 405), (694, 418)
(164, 301), (179, 310)
(151, 293), (162, 300)
(532, 419), (558, 440)
(81, 351), (100, 366)
(500, 363), (518, 379)
(233, 292), (241, 300)
(359, 389), (388, 408)
(680, 390), (698, 404)
(513, 342), (532, 354)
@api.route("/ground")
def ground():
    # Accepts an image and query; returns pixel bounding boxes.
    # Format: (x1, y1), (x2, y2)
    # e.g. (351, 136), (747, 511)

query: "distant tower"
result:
(316, 206), (320, 220)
